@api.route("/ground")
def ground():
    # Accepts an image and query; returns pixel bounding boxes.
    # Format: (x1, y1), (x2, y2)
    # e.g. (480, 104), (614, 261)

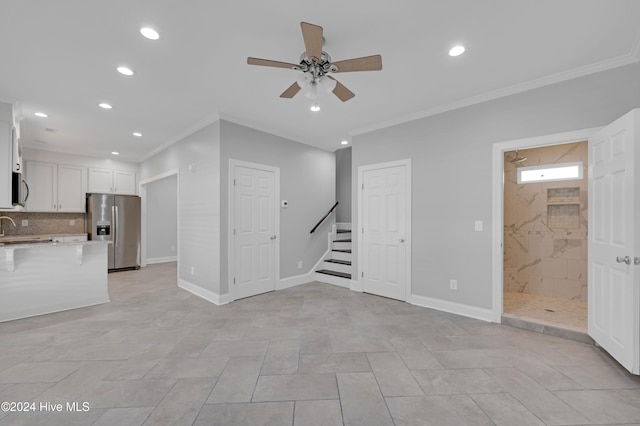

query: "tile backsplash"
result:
(0, 212), (85, 236)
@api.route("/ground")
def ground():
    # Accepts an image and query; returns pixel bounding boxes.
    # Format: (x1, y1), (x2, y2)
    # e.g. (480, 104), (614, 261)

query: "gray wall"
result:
(352, 62), (640, 310)
(220, 120), (335, 293)
(146, 174), (178, 261)
(139, 122), (221, 294)
(335, 147), (352, 223)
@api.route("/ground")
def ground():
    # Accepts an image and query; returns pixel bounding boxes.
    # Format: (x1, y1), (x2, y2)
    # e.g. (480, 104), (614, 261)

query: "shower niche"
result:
(547, 187), (580, 229)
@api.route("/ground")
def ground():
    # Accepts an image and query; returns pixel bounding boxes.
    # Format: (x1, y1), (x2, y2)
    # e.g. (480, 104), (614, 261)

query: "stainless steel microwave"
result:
(12, 172), (28, 206)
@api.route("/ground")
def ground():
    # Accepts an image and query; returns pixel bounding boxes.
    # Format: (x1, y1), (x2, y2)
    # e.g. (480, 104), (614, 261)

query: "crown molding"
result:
(139, 112), (220, 162)
(350, 51), (640, 138)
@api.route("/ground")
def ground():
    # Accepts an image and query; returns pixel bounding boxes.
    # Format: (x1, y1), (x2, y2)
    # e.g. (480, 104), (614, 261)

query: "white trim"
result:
(278, 246), (331, 290)
(140, 114), (220, 162)
(410, 294), (494, 323)
(357, 158), (412, 302)
(351, 54), (639, 138)
(138, 169), (180, 270)
(145, 256), (177, 265)
(350, 279), (363, 292)
(178, 279), (230, 305)
(336, 222), (352, 230)
(315, 272), (351, 288)
(491, 127), (601, 322)
(228, 159), (280, 302)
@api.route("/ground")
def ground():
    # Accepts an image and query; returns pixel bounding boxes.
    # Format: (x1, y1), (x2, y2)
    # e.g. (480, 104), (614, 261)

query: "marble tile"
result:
(201, 340), (269, 357)
(0, 361), (83, 383)
(389, 337), (443, 370)
(430, 349), (512, 369)
(555, 365), (639, 389)
(252, 373), (338, 401)
(293, 399), (342, 426)
(385, 395), (493, 426)
(194, 402), (294, 426)
(81, 379), (176, 409)
(261, 339), (299, 375)
(144, 356), (228, 379)
(337, 372), (393, 426)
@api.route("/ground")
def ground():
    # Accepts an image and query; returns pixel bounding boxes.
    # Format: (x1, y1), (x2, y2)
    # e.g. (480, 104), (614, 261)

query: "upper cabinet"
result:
(25, 162), (87, 212)
(88, 168), (136, 195)
(0, 121), (11, 209)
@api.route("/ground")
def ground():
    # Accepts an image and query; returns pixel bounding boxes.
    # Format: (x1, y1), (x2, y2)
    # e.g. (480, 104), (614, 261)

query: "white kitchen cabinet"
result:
(88, 168), (136, 195)
(0, 121), (12, 209)
(26, 161), (86, 212)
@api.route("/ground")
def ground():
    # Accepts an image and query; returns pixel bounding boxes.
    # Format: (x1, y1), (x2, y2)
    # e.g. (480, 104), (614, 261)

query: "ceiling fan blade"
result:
(331, 55), (382, 72)
(247, 57), (300, 70)
(300, 22), (323, 61)
(327, 76), (355, 102)
(280, 82), (302, 98)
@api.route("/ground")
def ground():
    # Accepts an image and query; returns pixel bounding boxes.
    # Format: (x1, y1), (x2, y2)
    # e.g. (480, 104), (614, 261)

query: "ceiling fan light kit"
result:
(247, 22), (382, 109)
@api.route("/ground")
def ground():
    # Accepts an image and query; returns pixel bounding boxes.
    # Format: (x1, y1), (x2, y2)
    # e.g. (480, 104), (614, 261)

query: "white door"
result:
(232, 163), (278, 300)
(588, 109), (639, 374)
(361, 160), (411, 301)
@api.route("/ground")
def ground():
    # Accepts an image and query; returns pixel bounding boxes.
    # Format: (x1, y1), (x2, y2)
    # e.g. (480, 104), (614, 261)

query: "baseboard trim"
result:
(350, 279), (363, 292)
(410, 294), (494, 323)
(0, 296), (110, 323)
(278, 272), (314, 290)
(178, 279), (230, 305)
(146, 256), (177, 265)
(315, 272), (351, 288)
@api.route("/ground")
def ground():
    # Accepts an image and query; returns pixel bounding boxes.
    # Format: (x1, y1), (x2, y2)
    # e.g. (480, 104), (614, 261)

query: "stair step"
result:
(337, 229), (350, 233)
(334, 239), (352, 243)
(332, 249), (351, 253)
(325, 259), (351, 265)
(316, 269), (351, 279)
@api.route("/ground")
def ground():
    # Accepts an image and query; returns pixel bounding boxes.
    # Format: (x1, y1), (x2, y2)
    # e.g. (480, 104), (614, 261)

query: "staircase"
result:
(316, 224), (352, 287)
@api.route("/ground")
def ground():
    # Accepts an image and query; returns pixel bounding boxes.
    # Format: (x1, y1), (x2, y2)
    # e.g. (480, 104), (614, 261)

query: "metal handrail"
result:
(310, 201), (339, 234)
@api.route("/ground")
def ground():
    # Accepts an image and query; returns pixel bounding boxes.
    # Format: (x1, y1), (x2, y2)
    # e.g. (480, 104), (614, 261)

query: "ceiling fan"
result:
(247, 22), (382, 103)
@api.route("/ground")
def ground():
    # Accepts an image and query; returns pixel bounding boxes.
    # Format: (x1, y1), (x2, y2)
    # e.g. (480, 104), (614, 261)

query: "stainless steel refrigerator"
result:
(87, 193), (141, 271)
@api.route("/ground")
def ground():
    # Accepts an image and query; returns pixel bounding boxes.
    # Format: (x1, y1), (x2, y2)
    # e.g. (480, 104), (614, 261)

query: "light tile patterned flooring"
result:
(503, 292), (588, 332)
(0, 262), (639, 425)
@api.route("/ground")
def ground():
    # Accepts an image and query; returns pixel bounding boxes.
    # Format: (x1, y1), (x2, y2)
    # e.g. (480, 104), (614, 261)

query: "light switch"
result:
(21, 219), (28, 227)
(474, 220), (483, 231)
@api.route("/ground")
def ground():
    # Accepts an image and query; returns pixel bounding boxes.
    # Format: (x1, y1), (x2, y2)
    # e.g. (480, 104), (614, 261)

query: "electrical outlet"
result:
(70, 219), (75, 226)
(21, 219), (28, 227)
(474, 220), (483, 231)
(171, 245), (175, 252)
(298, 260), (302, 269)
(190, 266), (195, 275)
(450, 279), (458, 290)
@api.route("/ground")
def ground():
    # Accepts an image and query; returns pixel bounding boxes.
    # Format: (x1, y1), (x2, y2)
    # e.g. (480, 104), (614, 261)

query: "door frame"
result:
(228, 159), (280, 302)
(139, 168), (180, 268)
(357, 158), (412, 301)
(490, 128), (600, 322)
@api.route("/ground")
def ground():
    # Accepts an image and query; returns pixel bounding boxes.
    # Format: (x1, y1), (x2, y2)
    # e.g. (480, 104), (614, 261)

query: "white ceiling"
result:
(1, 0), (639, 162)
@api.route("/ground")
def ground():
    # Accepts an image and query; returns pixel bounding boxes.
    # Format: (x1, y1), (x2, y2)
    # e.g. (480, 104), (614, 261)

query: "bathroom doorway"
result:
(502, 142), (588, 333)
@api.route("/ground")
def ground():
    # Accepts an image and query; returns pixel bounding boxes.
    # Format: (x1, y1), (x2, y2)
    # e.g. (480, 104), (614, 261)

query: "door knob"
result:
(616, 256), (631, 265)
(399, 238), (405, 243)
(270, 235), (277, 240)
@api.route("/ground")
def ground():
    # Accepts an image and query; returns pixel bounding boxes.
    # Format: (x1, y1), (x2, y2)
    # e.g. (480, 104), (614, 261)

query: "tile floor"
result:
(503, 292), (588, 332)
(1, 262), (639, 425)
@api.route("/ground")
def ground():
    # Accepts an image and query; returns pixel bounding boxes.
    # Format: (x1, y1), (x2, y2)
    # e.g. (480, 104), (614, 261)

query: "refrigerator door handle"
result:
(113, 205), (118, 248)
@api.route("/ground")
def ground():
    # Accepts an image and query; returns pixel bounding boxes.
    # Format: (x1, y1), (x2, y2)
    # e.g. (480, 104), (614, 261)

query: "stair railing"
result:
(310, 201), (339, 234)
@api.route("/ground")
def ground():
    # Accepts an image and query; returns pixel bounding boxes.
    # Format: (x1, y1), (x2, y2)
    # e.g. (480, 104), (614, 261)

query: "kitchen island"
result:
(0, 239), (110, 322)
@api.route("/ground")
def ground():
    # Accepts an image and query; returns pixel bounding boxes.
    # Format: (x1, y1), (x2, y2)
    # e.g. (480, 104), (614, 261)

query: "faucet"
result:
(0, 216), (16, 237)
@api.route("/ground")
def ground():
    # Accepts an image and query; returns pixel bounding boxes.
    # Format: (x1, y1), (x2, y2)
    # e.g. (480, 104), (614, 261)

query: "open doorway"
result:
(502, 142), (588, 333)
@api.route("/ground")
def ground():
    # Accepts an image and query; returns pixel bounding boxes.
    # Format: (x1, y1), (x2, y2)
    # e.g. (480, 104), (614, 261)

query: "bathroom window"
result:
(517, 162), (583, 184)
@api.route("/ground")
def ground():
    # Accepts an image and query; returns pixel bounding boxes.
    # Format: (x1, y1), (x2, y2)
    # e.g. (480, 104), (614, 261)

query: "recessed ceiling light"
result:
(341, 140), (349, 145)
(310, 103), (320, 112)
(34, 112), (48, 118)
(140, 27), (160, 40)
(132, 132), (142, 137)
(449, 45), (465, 57)
(99, 103), (113, 109)
(111, 151), (119, 155)
(117, 66), (135, 76)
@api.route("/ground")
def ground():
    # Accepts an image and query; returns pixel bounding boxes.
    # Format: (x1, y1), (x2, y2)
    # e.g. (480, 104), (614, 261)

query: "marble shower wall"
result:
(503, 141), (588, 302)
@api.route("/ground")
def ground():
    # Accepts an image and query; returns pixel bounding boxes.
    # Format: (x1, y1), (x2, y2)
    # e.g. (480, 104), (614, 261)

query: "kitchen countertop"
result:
(0, 240), (108, 249)
(0, 233), (91, 248)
